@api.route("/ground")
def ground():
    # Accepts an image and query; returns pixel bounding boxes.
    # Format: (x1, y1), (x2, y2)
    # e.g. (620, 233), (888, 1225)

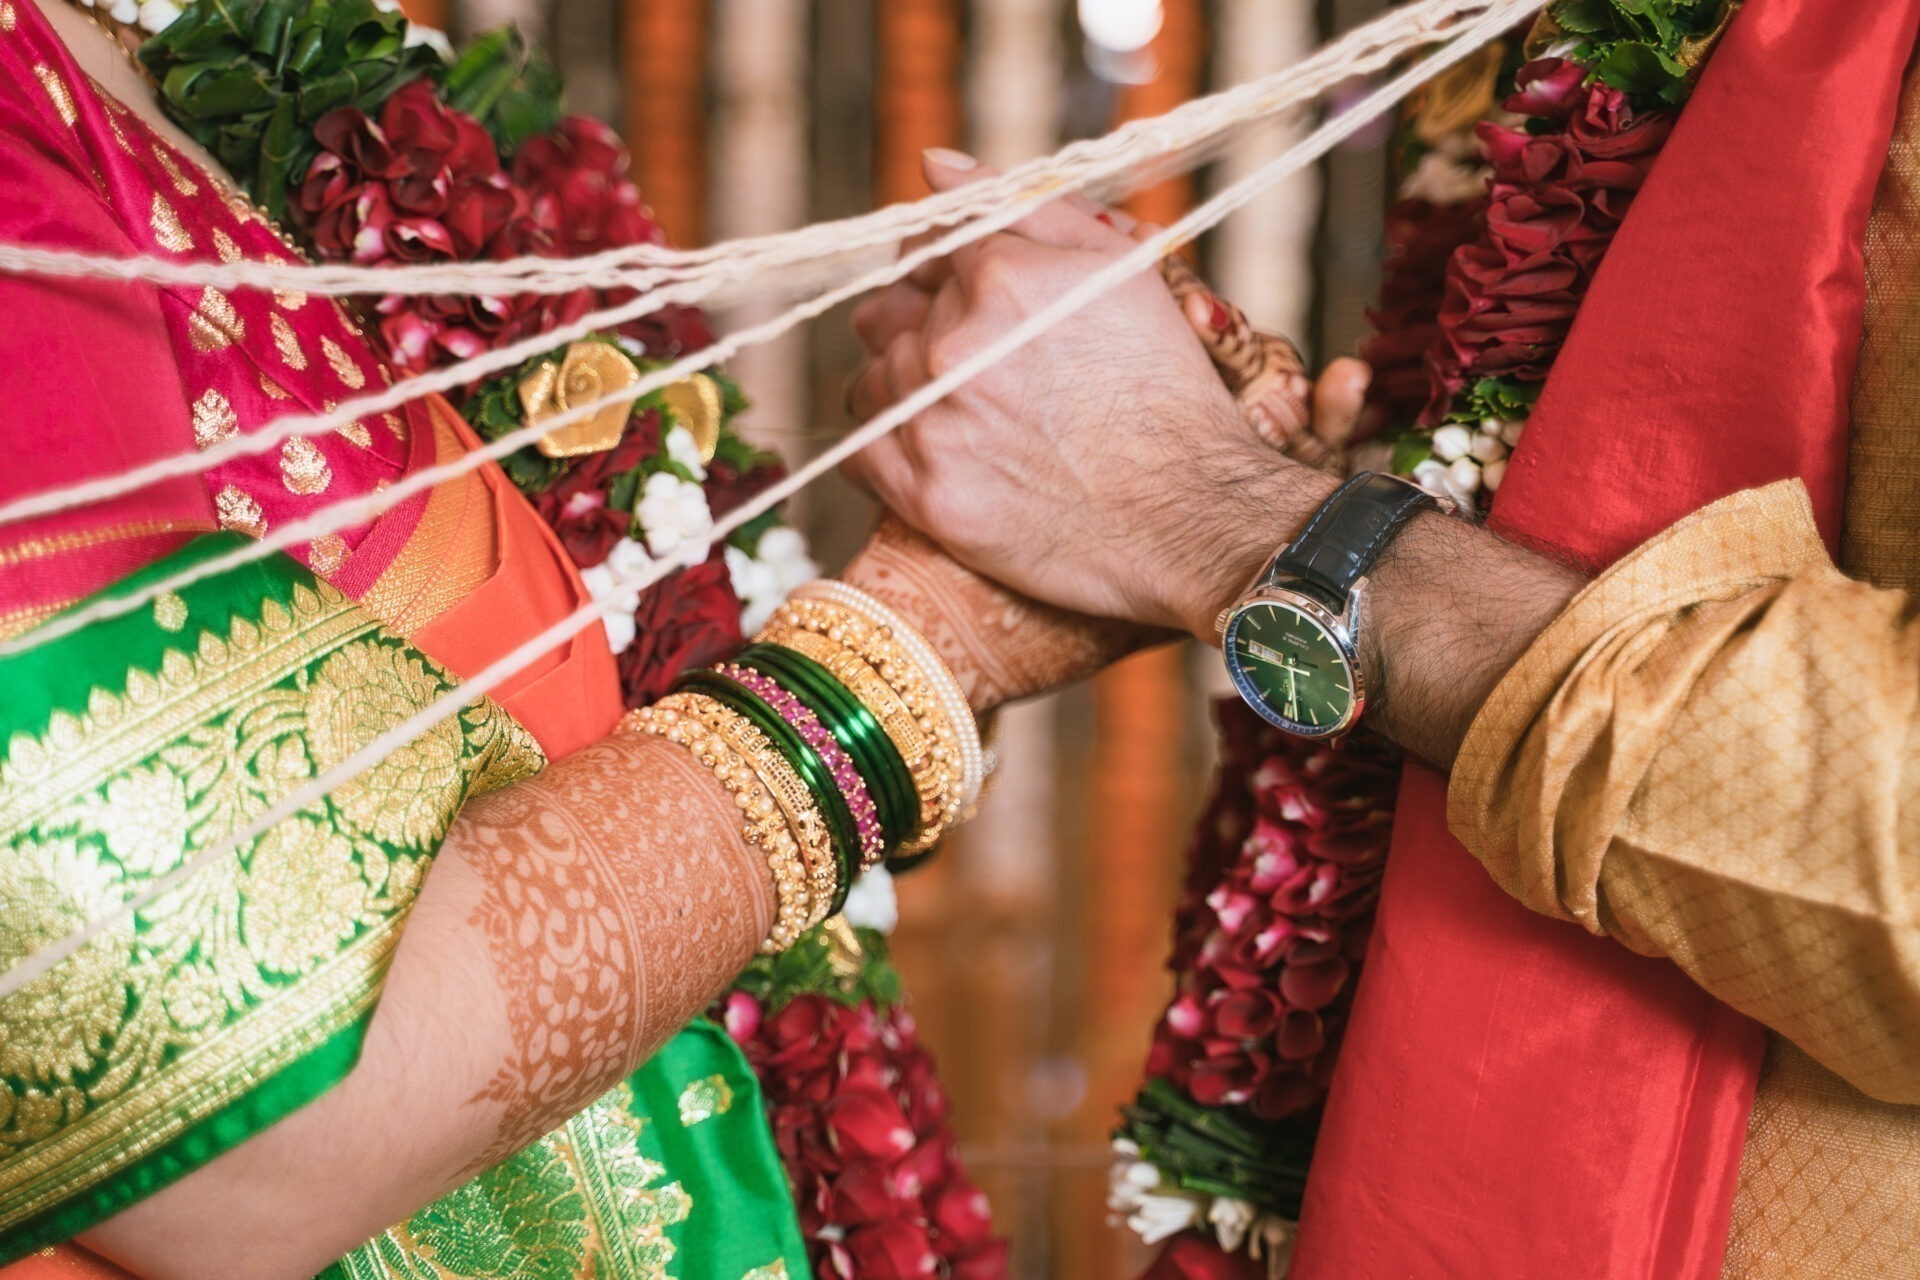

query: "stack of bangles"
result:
(622, 580), (988, 952)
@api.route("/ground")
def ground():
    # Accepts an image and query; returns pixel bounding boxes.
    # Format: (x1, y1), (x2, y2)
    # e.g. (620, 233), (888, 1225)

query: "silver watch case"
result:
(1215, 577), (1370, 738)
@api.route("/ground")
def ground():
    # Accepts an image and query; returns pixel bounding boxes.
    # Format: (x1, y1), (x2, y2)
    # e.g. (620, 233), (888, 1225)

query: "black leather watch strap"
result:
(1264, 471), (1437, 604)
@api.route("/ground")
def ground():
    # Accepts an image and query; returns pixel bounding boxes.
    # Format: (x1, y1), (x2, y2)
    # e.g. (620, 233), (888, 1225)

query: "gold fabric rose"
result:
(521, 340), (645, 458)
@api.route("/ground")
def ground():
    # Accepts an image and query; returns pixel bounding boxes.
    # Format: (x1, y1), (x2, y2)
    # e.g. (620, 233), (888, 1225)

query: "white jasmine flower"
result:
(755, 526), (819, 593)
(1128, 1192), (1205, 1245)
(1499, 417), (1526, 447)
(1467, 432), (1506, 463)
(1482, 458), (1508, 492)
(1479, 417), (1504, 436)
(726, 526), (819, 633)
(1430, 424), (1473, 462)
(726, 545), (777, 615)
(636, 471), (713, 562)
(663, 425), (709, 481)
(841, 866), (898, 934)
(136, 0), (182, 31)
(109, 0), (138, 24)
(1446, 456), (1484, 495)
(581, 538), (653, 655)
(1412, 458), (1451, 496)
(1209, 1197), (1257, 1253)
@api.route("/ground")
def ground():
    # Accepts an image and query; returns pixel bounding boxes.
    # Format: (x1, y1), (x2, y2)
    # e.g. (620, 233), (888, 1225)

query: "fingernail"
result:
(923, 147), (978, 171)
(1208, 298), (1230, 331)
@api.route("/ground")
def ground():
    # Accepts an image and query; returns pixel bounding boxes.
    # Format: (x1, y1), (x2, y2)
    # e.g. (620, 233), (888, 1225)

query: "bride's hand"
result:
(1156, 253), (1370, 470)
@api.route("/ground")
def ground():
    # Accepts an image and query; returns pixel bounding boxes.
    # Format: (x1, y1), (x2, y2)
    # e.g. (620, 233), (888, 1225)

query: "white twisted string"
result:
(0, 0), (1525, 539)
(0, 0), (1533, 1002)
(0, 0), (1515, 301)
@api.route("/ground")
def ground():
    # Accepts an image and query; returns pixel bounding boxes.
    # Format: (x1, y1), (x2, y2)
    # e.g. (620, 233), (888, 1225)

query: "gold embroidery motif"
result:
(676, 1074), (733, 1126)
(741, 1263), (789, 1279)
(337, 422), (372, 449)
(215, 485), (266, 536)
(32, 65), (74, 126)
(151, 147), (199, 197)
(189, 289), (245, 353)
(275, 288), (308, 311)
(322, 337), (367, 390)
(190, 389), (237, 449)
(152, 593), (187, 633)
(212, 228), (241, 263)
(104, 111), (133, 156)
(308, 534), (347, 576)
(271, 313), (309, 370)
(258, 370), (292, 401)
(149, 195), (193, 254)
(336, 1082), (692, 1279)
(280, 438), (332, 496)
(383, 412), (407, 443)
(0, 4), (17, 33)
(0, 580), (543, 1233)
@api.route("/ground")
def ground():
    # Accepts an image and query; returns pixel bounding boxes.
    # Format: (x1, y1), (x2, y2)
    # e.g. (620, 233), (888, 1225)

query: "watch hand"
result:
(1283, 662), (1300, 721)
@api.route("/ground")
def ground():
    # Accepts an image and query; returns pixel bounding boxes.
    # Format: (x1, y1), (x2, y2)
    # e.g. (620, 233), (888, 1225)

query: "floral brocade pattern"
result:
(325, 1023), (803, 1280)
(332, 1084), (689, 1280)
(0, 566), (542, 1245)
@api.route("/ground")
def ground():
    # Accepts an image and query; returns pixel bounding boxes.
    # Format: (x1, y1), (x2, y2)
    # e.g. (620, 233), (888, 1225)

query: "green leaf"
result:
(1593, 40), (1676, 94)
(1550, 0), (1617, 35)
(1389, 432), (1433, 476)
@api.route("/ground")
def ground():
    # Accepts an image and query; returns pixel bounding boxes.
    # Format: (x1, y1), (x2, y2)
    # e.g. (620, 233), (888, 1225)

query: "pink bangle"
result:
(717, 664), (887, 870)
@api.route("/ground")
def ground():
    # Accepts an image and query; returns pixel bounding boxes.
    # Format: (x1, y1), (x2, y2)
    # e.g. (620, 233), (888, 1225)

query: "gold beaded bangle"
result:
(621, 701), (815, 952)
(657, 692), (841, 921)
(762, 599), (964, 857)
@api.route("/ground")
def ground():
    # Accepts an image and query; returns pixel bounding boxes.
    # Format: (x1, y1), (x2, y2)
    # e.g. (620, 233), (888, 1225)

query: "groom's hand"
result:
(843, 149), (1334, 637)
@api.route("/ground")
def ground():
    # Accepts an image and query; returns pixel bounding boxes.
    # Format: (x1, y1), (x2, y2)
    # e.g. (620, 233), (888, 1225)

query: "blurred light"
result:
(1025, 1055), (1089, 1120)
(1078, 0), (1162, 54)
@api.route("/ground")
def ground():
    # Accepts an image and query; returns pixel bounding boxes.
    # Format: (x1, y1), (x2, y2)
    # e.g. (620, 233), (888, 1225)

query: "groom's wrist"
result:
(1171, 449), (1340, 643)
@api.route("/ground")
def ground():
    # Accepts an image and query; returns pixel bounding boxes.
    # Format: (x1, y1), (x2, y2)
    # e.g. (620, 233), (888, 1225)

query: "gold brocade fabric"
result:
(1448, 481), (1920, 1277)
(0, 571), (543, 1244)
(1714, 61), (1920, 1279)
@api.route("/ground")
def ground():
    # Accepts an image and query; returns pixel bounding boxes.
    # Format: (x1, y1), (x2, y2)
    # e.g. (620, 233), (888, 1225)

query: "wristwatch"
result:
(1215, 471), (1439, 738)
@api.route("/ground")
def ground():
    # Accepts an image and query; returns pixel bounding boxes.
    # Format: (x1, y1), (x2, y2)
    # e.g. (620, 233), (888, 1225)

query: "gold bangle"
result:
(658, 692), (841, 921)
(621, 702), (815, 951)
(761, 599), (963, 856)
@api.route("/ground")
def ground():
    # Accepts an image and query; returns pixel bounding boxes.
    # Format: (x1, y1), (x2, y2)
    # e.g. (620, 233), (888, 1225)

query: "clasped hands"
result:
(839, 150), (1368, 709)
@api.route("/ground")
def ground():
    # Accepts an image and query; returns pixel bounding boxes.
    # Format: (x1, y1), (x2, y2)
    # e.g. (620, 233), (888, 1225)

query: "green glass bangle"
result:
(676, 669), (857, 914)
(736, 643), (916, 851)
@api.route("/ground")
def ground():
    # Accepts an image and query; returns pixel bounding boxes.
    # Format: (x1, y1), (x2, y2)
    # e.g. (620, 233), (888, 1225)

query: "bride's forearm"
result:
(80, 730), (773, 1280)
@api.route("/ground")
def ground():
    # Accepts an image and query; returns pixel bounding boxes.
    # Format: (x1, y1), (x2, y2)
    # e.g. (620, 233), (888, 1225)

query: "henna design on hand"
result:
(1159, 255), (1349, 472)
(841, 515), (1152, 713)
(452, 731), (774, 1176)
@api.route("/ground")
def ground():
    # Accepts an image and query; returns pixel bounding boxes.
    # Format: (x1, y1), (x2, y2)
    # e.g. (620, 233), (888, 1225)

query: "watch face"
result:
(1225, 599), (1358, 736)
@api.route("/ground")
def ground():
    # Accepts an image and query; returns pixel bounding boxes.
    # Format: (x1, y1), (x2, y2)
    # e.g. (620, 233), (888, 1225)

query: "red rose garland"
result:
(1422, 59), (1674, 425)
(726, 989), (1010, 1279)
